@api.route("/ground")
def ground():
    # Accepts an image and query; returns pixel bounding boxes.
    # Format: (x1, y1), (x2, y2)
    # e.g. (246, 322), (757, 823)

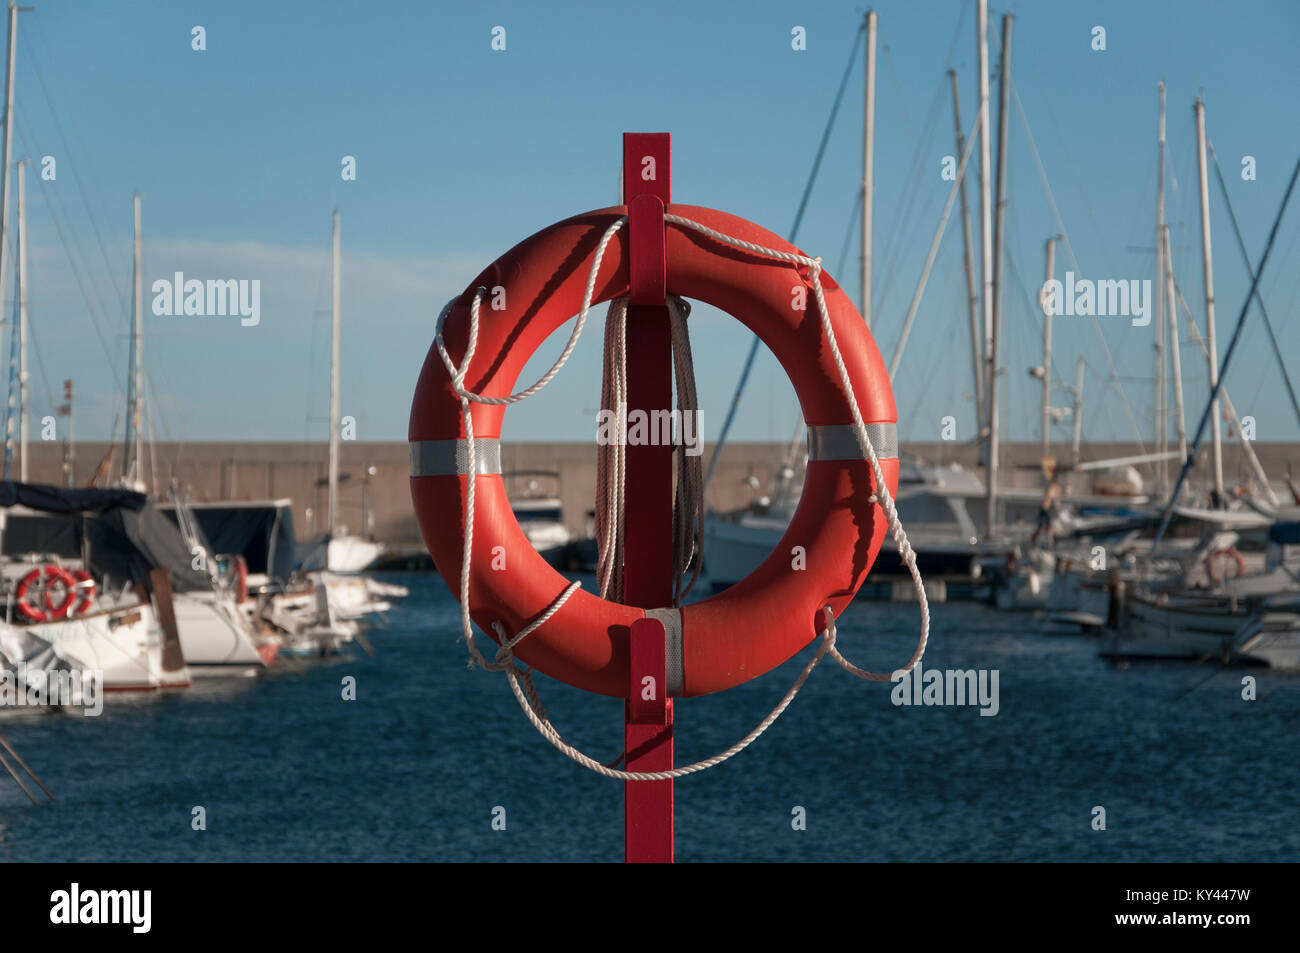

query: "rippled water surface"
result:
(2, 571), (1297, 861)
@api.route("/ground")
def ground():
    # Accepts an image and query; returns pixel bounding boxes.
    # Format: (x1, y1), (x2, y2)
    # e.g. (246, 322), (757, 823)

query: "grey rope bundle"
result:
(595, 295), (702, 606)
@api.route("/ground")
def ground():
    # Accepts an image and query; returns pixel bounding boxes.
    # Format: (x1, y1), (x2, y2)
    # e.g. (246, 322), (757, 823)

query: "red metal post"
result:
(621, 132), (674, 863)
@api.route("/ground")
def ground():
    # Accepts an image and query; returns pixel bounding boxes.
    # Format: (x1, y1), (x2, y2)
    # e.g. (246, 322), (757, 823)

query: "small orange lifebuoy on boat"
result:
(71, 569), (96, 615)
(234, 555), (249, 603)
(410, 206), (897, 698)
(15, 565), (78, 622)
(1206, 547), (1245, 583)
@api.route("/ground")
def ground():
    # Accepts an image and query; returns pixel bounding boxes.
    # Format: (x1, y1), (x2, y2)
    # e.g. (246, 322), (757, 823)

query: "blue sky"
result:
(7, 0), (1300, 449)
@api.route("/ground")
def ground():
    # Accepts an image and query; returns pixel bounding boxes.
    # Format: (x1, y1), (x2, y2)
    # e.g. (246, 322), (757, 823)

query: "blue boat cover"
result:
(0, 481), (209, 593)
(0, 481), (146, 514)
(1268, 521), (1300, 545)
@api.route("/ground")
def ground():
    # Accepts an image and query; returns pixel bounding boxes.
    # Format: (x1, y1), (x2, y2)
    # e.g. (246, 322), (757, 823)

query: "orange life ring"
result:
(1206, 547), (1245, 583)
(15, 565), (78, 622)
(409, 205), (898, 698)
(71, 569), (96, 615)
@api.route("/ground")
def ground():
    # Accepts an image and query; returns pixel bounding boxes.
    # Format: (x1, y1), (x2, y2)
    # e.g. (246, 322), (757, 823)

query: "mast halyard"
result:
(1194, 96), (1225, 505)
(1155, 82), (1167, 496)
(950, 69), (983, 435)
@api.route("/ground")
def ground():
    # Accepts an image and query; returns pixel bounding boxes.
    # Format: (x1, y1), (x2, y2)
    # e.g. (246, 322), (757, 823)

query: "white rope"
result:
(493, 606), (839, 780)
(662, 213), (930, 680)
(432, 212), (930, 780)
(434, 216), (625, 675)
(595, 297), (628, 601)
(435, 217), (627, 407)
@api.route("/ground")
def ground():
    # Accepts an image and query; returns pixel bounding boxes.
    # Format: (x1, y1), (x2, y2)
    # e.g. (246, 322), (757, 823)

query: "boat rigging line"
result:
(1170, 277), (1279, 506)
(887, 113), (979, 377)
(834, 186), (865, 279)
(23, 19), (129, 307)
(1155, 148), (1300, 545)
(17, 119), (126, 398)
(1010, 81), (1146, 452)
(0, 731), (54, 804)
(702, 19), (865, 498)
(1206, 137), (1300, 434)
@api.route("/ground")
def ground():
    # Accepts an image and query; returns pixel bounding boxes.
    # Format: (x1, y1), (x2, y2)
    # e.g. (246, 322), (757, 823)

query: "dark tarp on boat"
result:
(0, 481), (211, 594)
(158, 502), (297, 583)
(0, 481), (146, 514)
(1268, 521), (1300, 546)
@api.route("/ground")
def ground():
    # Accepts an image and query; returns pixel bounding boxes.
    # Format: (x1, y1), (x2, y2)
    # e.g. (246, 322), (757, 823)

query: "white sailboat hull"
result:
(326, 536), (383, 573)
(1234, 610), (1300, 670)
(2, 603), (189, 693)
(1102, 593), (1242, 660)
(1100, 589), (1294, 663)
(309, 571), (407, 619)
(701, 515), (787, 589)
(172, 592), (266, 676)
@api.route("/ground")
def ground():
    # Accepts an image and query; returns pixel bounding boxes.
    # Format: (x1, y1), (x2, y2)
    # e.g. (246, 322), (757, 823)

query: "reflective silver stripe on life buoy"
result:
(806, 422), (898, 461)
(409, 438), (502, 476)
(645, 607), (684, 697)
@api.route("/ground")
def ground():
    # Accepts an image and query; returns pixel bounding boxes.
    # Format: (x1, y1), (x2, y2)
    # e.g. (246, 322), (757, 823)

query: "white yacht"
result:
(0, 483), (192, 692)
(704, 458), (1016, 597)
(325, 536), (384, 573)
(505, 471), (572, 569)
(1101, 519), (1300, 669)
(0, 595), (189, 694)
(158, 498), (407, 650)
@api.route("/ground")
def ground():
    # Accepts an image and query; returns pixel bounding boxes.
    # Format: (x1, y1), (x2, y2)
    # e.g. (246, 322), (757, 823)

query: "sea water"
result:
(1, 572), (1297, 862)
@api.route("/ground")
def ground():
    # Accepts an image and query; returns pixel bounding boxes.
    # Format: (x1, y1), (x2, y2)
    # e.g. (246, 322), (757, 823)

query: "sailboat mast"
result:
(1071, 357), (1085, 467)
(1164, 224), (1188, 463)
(0, 3), (18, 371)
(1180, 298), (1278, 504)
(16, 157), (25, 480)
(1040, 235), (1055, 464)
(329, 209), (341, 537)
(124, 192), (143, 486)
(134, 193), (143, 483)
(949, 69), (983, 432)
(1194, 96), (1225, 503)
(1154, 82), (1167, 495)
(976, 0), (992, 373)
(861, 10), (876, 328)
(976, 0), (993, 534)
(984, 8), (1011, 540)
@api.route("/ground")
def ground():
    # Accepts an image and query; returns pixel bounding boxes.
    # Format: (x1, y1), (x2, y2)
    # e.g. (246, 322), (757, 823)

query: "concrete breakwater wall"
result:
(14, 440), (1298, 547)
